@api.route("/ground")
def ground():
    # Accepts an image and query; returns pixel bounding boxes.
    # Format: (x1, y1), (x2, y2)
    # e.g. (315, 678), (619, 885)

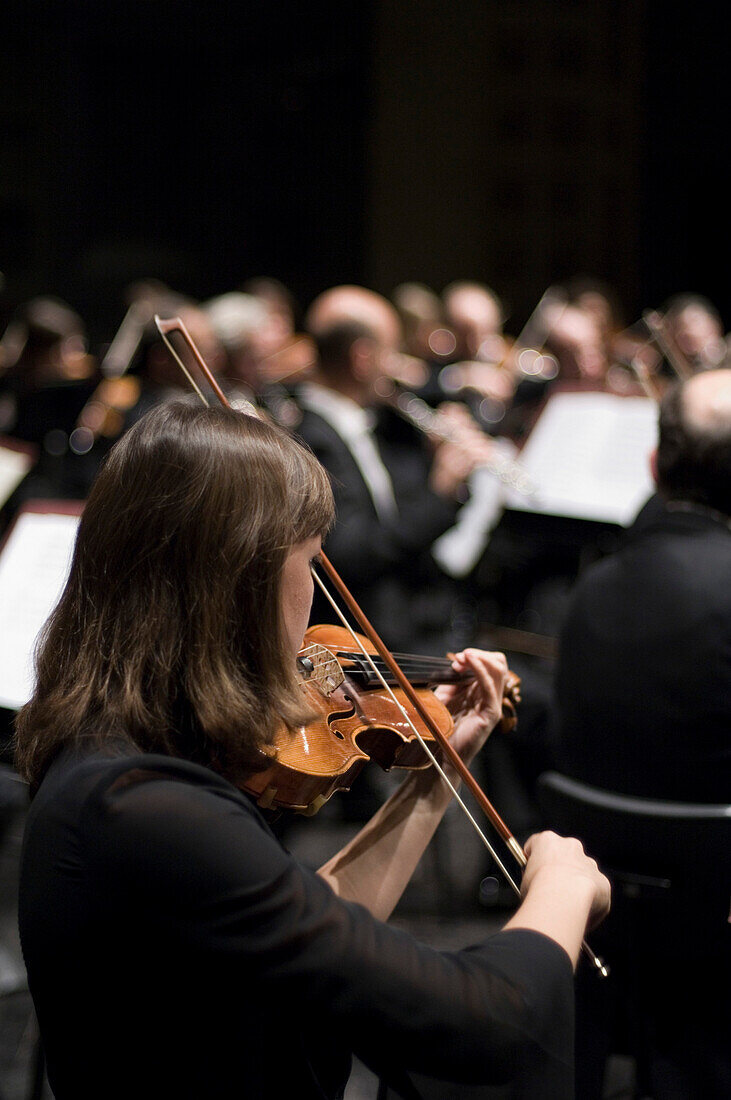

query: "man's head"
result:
(655, 369), (731, 515)
(543, 303), (607, 382)
(305, 285), (402, 403)
(391, 282), (447, 359)
(442, 281), (503, 360)
(204, 292), (271, 388)
(662, 294), (724, 363)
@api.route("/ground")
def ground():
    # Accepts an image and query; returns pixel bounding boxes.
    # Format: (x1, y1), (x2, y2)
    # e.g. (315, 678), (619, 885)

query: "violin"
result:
(244, 625), (521, 815)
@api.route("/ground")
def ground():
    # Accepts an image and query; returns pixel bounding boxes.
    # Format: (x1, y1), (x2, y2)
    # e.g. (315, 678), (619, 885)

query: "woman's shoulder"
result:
(30, 745), (271, 839)
(23, 745), (286, 908)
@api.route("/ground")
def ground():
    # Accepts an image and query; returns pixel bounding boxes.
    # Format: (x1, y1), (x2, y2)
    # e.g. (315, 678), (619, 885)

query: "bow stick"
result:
(155, 313), (609, 978)
(642, 310), (694, 381)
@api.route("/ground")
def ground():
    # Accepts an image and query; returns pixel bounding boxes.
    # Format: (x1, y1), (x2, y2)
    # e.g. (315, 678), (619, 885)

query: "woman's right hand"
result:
(504, 831), (611, 967)
(522, 831), (611, 930)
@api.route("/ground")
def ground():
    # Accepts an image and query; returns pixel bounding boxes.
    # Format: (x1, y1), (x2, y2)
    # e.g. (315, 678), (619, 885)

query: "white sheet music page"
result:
(0, 441), (34, 507)
(505, 391), (657, 524)
(0, 511), (81, 709)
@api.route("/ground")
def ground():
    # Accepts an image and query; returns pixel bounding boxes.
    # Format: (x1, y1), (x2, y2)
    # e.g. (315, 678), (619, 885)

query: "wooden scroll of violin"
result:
(155, 314), (608, 978)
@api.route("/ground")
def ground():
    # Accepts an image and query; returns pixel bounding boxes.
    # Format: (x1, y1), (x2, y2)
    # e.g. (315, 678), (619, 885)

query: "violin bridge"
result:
(296, 644), (344, 697)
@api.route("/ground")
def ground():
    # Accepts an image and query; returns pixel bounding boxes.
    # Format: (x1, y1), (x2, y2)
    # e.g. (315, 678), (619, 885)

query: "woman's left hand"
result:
(434, 648), (508, 773)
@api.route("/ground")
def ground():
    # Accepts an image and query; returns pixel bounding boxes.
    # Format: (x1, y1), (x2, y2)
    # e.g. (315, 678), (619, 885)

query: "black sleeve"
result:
(323, 474), (458, 588)
(82, 765), (575, 1094)
(302, 424), (458, 589)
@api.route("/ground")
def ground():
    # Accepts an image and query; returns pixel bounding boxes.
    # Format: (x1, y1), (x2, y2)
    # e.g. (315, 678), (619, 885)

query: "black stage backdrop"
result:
(1, 0), (728, 345)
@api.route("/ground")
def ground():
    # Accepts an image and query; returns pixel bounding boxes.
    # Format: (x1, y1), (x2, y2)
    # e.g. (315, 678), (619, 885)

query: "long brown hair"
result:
(15, 400), (334, 791)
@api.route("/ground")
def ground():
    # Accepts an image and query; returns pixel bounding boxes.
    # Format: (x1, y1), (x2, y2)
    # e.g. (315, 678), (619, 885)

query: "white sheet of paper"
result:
(0, 442), (33, 507)
(0, 511), (80, 709)
(505, 391), (658, 525)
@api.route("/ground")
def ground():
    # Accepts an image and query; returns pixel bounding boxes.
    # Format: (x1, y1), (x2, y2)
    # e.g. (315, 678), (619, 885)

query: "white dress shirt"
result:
(298, 383), (398, 524)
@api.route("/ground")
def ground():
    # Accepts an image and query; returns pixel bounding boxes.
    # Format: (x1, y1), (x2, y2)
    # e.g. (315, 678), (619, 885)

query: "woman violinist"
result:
(15, 400), (609, 1099)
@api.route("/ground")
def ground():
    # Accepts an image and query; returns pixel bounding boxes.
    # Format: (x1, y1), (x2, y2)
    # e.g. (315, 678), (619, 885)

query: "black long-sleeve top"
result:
(19, 748), (576, 1099)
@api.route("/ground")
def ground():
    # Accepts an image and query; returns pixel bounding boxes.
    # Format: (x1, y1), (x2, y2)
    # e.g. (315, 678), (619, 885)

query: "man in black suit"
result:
(553, 368), (730, 803)
(294, 284), (492, 655)
(551, 367), (731, 1099)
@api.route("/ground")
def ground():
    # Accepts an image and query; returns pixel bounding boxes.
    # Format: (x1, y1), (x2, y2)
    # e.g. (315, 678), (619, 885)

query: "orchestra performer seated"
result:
(15, 399), (610, 1100)
(661, 292), (730, 374)
(295, 283), (494, 656)
(551, 368), (731, 1098)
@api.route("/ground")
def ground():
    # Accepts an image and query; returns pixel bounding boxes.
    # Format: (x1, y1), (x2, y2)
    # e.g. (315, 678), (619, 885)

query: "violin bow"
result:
(496, 285), (567, 379)
(155, 314), (609, 978)
(642, 310), (693, 381)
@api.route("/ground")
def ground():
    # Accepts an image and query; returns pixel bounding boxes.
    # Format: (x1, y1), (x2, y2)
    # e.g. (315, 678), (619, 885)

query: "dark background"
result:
(1, 0), (728, 346)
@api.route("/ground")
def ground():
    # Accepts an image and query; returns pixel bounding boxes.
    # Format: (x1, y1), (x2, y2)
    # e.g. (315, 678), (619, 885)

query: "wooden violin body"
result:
(243, 625), (520, 815)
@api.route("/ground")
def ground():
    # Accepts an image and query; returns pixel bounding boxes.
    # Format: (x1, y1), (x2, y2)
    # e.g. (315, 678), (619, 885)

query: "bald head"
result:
(682, 369), (731, 436)
(442, 282), (503, 359)
(304, 286), (402, 400)
(444, 282), (501, 323)
(306, 286), (401, 352)
(392, 282), (442, 325)
(656, 369), (731, 515)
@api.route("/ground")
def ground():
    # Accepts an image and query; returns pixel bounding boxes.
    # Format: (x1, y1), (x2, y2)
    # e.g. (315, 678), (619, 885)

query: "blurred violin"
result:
(256, 333), (317, 385)
(431, 290), (567, 430)
(642, 309), (694, 380)
(66, 301), (151, 454)
(244, 625), (521, 815)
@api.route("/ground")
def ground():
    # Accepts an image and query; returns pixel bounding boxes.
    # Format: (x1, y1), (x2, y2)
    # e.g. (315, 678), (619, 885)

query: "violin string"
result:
(347, 660), (457, 677)
(335, 652), (459, 678)
(337, 654), (458, 682)
(338, 650), (455, 668)
(312, 566), (522, 899)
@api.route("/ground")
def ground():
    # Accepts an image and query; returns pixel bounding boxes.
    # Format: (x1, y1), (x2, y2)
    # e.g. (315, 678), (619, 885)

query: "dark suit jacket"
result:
(551, 501), (731, 1099)
(294, 405), (463, 655)
(552, 502), (731, 803)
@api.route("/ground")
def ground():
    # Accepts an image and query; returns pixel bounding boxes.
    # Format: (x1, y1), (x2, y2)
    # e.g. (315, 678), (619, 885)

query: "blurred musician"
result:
(661, 292), (730, 373)
(204, 291), (271, 396)
(0, 296), (98, 508)
(563, 275), (626, 359)
(204, 290), (307, 429)
(554, 366), (731, 799)
(551, 369), (731, 1098)
(391, 280), (445, 364)
(294, 284), (490, 655)
(241, 275), (315, 385)
(0, 296), (96, 438)
(541, 300), (609, 386)
(121, 296), (226, 429)
(442, 280), (508, 367)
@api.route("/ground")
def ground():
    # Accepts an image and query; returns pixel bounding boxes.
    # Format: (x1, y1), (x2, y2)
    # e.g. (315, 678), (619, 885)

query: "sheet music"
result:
(0, 511), (80, 709)
(505, 391), (657, 525)
(0, 442), (33, 507)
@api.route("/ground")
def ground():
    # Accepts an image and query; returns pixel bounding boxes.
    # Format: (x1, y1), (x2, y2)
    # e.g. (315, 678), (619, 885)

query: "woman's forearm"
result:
(503, 866), (598, 969)
(317, 766), (454, 920)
